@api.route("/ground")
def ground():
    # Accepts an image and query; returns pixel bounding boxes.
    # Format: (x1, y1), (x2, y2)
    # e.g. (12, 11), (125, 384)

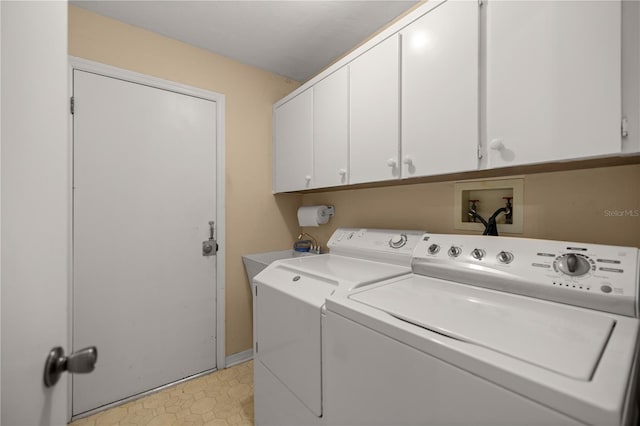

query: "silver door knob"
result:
(44, 346), (98, 387)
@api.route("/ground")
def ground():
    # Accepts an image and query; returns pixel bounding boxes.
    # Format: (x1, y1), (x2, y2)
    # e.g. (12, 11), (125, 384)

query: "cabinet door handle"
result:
(489, 139), (505, 150)
(386, 158), (397, 168)
(338, 169), (347, 176)
(403, 156), (413, 166)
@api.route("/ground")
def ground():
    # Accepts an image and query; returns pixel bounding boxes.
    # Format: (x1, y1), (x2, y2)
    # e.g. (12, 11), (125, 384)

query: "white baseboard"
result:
(225, 348), (253, 367)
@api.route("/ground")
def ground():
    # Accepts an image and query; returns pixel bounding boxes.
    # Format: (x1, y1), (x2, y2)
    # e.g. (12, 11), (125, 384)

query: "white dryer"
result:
(252, 228), (424, 426)
(325, 234), (640, 425)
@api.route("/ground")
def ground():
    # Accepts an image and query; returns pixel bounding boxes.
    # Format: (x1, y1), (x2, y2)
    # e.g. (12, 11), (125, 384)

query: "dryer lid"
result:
(349, 276), (615, 380)
(275, 254), (410, 286)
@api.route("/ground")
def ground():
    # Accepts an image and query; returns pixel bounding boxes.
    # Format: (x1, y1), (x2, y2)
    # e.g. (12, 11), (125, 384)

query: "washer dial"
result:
(471, 248), (485, 260)
(556, 253), (592, 277)
(389, 234), (408, 249)
(427, 244), (440, 255)
(448, 246), (462, 258)
(497, 251), (514, 264)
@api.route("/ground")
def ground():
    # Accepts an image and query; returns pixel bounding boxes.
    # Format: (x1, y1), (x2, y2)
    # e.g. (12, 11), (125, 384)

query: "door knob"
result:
(44, 346), (98, 387)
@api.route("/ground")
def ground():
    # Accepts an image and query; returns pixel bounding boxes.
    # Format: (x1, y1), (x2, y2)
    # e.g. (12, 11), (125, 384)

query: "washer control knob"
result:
(389, 234), (408, 249)
(471, 248), (485, 260)
(557, 253), (591, 276)
(427, 244), (440, 255)
(448, 246), (462, 257)
(497, 251), (514, 264)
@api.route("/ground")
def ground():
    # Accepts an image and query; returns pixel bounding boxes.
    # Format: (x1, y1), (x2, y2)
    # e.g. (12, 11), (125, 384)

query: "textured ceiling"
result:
(71, 0), (420, 82)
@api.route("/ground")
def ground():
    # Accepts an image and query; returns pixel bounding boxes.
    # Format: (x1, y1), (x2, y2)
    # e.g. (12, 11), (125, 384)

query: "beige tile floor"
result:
(70, 360), (254, 426)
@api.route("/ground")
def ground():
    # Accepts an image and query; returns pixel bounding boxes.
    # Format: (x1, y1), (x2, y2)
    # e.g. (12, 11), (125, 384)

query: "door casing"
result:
(67, 56), (226, 420)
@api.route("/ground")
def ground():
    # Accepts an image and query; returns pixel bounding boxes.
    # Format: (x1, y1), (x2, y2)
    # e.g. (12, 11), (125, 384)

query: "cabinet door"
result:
(350, 34), (400, 184)
(486, 1), (621, 168)
(314, 67), (349, 188)
(273, 89), (313, 192)
(401, 0), (479, 178)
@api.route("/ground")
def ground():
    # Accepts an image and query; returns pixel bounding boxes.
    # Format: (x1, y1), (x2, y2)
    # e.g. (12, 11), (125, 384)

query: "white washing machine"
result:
(324, 234), (640, 425)
(252, 228), (424, 426)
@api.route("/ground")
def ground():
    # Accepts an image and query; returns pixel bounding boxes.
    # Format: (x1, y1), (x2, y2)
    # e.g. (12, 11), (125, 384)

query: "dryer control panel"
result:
(327, 228), (425, 266)
(412, 234), (640, 317)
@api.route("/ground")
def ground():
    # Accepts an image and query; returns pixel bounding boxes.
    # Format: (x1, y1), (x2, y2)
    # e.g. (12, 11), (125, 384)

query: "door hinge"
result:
(255, 341), (258, 353)
(622, 117), (629, 138)
(70, 97), (75, 115)
(255, 286), (258, 297)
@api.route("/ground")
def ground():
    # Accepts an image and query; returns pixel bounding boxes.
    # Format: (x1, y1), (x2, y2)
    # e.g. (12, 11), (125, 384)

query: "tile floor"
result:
(69, 360), (254, 426)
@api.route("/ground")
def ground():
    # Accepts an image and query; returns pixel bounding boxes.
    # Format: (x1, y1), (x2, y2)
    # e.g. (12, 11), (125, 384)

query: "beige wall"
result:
(301, 164), (640, 249)
(69, 6), (302, 356)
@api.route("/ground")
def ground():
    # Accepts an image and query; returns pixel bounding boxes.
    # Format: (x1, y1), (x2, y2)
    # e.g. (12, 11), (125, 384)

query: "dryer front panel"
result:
(255, 266), (334, 417)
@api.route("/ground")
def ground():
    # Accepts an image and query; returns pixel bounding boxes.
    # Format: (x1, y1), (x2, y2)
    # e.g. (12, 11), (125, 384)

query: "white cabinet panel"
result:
(401, 0), (479, 178)
(486, 1), (621, 168)
(314, 67), (349, 188)
(622, 0), (640, 154)
(349, 35), (400, 184)
(273, 89), (313, 192)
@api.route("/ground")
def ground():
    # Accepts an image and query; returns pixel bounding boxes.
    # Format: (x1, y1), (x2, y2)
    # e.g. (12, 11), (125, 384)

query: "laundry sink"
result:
(242, 250), (316, 293)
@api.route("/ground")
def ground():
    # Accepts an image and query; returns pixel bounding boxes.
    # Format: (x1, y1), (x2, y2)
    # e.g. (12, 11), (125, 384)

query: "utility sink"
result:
(242, 250), (316, 293)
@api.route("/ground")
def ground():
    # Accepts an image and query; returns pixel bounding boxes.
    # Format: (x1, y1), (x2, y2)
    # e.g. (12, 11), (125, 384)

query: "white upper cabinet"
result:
(313, 67), (349, 188)
(486, 1), (622, 168)
(401, 0), (479, 178)
(349, 34), (401, 185)
(271, 0), (631, 193)
(273, 88), (313, 193)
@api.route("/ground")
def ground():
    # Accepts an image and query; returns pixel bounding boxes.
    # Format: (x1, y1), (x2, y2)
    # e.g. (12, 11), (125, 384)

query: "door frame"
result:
(67, 56), (226, 413)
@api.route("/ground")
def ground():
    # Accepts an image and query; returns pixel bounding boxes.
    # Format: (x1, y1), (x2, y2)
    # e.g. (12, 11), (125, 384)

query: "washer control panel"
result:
(327, 228), (425, 265)
(412, 234), (640, 317)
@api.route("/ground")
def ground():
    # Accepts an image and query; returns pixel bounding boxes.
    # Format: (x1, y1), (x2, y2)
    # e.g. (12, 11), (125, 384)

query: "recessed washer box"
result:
(454, 177), (524, 234)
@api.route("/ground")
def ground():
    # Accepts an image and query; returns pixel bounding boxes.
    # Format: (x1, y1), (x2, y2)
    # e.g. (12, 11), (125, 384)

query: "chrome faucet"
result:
(468, 200), (480, 223)
(297, 232), (321, 254)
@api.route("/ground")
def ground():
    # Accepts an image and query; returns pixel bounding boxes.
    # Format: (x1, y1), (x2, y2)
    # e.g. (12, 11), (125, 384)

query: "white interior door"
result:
(72, 70), (217, 415)
(1, 2), (70, 425)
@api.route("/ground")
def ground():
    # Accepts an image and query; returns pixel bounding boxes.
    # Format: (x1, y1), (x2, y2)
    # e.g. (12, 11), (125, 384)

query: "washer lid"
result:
(349, 276), (615, 380)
